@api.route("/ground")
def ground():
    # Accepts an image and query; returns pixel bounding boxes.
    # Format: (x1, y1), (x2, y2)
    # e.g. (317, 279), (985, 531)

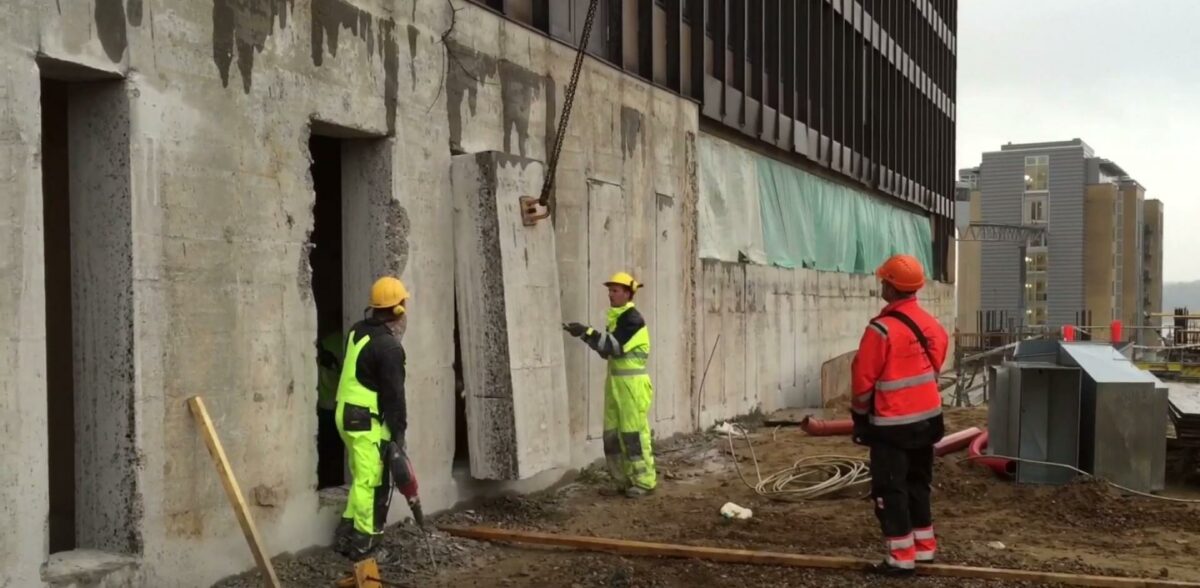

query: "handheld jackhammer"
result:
(385, 441), (436, 568)
(385, 441), (424, 527)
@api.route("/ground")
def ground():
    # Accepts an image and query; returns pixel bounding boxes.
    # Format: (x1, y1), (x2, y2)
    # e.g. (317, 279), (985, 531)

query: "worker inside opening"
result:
(850, 254), (948, 576)
(563, 271), (658, 498)
(333, 276), (415, 563)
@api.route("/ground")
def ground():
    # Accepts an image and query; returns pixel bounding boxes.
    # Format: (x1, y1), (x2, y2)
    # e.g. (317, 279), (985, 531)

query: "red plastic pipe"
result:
(799, 416), (853, 436)
(967, 431), (1015, 477)
(933, 427), (983, 457)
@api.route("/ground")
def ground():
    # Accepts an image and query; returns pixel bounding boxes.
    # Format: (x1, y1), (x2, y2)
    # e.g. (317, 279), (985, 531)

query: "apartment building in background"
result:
(957, 139), (1164, 342)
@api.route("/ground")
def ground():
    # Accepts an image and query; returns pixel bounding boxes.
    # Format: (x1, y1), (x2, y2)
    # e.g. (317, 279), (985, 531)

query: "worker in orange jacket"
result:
(851, 254), (948, 577)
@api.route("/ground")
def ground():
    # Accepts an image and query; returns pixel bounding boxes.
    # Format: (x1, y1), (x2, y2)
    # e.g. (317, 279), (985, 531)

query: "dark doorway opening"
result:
(309, 135), (346, 489)
(40, 64), (137, 556)
(42, 77), (75, 555)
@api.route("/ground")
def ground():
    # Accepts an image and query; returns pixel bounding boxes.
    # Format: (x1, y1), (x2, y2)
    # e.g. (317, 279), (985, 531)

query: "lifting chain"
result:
(523, 0), (601, 225)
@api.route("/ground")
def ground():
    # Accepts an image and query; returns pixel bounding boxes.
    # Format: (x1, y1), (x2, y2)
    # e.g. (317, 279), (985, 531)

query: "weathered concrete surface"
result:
(693, 261), (956, 425)
(451, 152), (570, 480)
(42, 550), (138, 588)
(67, 80), (140, 556)
(444, 5), (700, 466)
(0, 1), (953, 585)
(0, 5), (51, 587)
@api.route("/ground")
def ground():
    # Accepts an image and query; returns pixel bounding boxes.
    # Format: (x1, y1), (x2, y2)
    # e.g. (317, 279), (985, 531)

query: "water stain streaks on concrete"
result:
(95, 0), (129, 61)
(406, 24), (419, 87)
(446, 40), (556, 159)
(310, 0), (400, 130)
(620, 106), (643, 158)
(211, 0), (295, 93)
(126, 0), (144, 26)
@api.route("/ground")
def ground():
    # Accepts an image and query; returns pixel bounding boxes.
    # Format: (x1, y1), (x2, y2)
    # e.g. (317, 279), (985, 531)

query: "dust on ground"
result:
(217, 408), (1200, 587)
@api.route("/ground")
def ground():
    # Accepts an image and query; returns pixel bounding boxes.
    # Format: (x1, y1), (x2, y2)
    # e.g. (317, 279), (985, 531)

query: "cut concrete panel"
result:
(451, 151), (570, 480)
(68, 80), (140, 554)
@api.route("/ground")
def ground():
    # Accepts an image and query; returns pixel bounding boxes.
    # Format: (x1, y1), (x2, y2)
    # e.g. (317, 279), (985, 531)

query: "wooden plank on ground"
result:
(440, 526), (1199, 588)
(188, 396), (281, 588)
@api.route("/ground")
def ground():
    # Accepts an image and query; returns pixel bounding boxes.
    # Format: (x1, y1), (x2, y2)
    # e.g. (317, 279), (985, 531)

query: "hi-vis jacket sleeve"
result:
(927, 322), (950, 373)
(850, 322), (889, 415)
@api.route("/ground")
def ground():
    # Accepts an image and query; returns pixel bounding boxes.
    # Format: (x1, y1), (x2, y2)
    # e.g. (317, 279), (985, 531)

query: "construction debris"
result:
(212, 408), (1200, 587)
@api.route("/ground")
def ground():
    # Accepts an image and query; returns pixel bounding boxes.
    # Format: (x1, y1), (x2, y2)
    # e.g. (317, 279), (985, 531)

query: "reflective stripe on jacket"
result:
(583, 302), (650, 377)
(850, 297), (947, 427)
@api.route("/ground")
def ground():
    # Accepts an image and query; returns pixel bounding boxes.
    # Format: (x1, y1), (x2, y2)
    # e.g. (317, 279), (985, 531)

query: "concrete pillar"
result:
(451, 152), (570, 480)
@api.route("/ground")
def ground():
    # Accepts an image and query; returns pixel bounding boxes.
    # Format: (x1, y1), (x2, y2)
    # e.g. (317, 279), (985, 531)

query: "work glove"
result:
(562, 322), (589, 338)
(851, 412), (871, 446)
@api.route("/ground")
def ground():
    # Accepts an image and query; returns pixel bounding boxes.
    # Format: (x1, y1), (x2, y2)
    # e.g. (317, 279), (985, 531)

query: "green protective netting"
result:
(756, 155), (933, 275)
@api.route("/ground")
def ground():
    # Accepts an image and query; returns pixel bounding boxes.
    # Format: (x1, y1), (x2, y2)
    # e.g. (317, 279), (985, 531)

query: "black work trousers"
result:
(869, 442), (934, 539)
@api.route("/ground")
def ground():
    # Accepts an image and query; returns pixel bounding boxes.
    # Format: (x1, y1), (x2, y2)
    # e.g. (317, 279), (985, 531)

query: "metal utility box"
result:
(987, 361), (1083, 485)
(1059, 342), (1168, 493)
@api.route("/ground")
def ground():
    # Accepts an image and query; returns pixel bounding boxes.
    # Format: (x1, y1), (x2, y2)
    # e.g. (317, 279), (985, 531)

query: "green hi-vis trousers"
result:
(602, 372), (657, 490)
(335, 401), (393, 536)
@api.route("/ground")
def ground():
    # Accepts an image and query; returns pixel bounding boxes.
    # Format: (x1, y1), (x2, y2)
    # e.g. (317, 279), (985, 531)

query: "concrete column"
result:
(451, 152), (570, 480)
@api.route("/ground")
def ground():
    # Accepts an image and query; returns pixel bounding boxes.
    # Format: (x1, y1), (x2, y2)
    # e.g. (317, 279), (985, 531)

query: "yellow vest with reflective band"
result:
(336, 330), (379, 412)
(607, 303), (650, 377)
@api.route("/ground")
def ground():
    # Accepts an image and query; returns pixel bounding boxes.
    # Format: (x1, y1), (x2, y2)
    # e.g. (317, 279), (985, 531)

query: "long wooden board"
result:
(188, 396), (281, 588)
(440, 526), (1199, 588)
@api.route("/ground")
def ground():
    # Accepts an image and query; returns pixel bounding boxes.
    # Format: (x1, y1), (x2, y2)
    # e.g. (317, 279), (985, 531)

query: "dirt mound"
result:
(1018, 479), (1200, 533)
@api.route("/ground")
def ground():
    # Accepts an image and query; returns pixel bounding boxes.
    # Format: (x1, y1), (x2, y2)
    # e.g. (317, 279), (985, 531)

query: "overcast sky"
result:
(956, 0), (1200, 283)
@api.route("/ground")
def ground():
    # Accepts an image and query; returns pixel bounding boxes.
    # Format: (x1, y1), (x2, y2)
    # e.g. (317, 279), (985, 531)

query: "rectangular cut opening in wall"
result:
(308, 124), (394, 493)
(308, 134), (346, 490)
(39, 72), (138, 555)
(452, 152), (570, 480)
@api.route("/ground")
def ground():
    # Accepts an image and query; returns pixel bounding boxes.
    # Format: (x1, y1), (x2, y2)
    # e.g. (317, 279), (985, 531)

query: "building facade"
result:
(959, 139), (1164, 340)
(0, 1), (957, 585)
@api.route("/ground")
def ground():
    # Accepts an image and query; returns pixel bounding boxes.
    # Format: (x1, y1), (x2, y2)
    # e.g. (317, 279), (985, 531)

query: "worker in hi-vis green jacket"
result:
(563, 271), (657, 498)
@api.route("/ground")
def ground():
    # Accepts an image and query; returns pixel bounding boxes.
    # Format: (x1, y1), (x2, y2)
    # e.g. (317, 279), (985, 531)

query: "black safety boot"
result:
(332, 518), (354, 553)
(868, 560), (916, 578)
(343, 530), (400, 565)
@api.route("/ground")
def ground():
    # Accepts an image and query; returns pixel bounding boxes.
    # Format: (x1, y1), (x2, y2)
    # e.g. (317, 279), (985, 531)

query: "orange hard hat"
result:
(875, 254), (925, 292)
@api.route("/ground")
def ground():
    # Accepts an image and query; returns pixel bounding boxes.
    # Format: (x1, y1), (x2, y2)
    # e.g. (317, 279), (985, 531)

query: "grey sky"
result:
(957, 0), (1200, 282)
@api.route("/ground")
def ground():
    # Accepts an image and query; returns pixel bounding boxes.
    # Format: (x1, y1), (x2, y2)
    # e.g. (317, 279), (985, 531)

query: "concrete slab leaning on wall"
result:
(451, 151), (570, 480)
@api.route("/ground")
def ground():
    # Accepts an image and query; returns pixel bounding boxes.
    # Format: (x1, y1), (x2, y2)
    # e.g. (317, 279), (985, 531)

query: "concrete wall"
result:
(1120, 182), (1145, 332)
(694, 261), (955, 424)
(1084, 185), (1118, 327)
(0, 1), (954, 585)
(955, 191), (982, 334)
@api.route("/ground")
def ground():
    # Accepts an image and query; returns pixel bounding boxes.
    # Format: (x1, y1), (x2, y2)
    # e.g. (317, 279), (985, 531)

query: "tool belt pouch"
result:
(342, 404), (374, 432)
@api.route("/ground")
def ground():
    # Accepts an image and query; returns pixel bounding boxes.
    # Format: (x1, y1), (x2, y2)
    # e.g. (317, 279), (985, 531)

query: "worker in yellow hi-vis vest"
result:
(563, 271), (657, 498)
(333, 276), (410, 562)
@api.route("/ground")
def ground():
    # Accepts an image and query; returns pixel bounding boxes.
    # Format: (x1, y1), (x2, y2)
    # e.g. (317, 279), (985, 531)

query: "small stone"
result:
(987, 541), (1006, 550)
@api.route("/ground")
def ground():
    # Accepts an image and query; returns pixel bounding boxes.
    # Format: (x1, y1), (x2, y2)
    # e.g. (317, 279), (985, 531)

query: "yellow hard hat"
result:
(604, 271), (642, 293)
(369, 276), (409, 315)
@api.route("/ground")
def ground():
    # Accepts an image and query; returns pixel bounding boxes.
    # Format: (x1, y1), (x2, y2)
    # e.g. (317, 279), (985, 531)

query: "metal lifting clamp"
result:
(520, 197), (550, 226)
